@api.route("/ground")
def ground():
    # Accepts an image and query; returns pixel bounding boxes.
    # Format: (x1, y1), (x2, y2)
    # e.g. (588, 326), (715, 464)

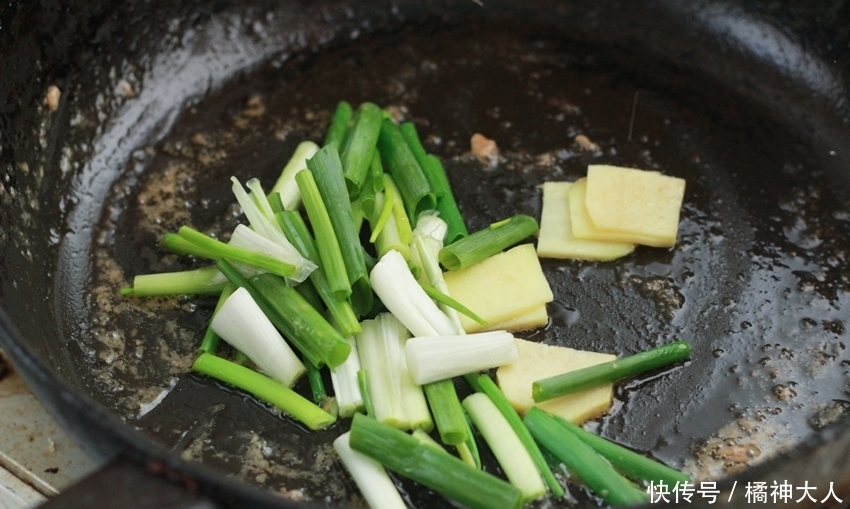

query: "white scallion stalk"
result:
(356, 313), (433, 431)
(370, 249), (459, 337)
(411, 215), (464, 331)
(230, 178), (316, 284)
(463, 393), (546, 502)
(330, 335), (364, 418)
(246, 178), (278, 221)
(405, 331), (520, 385)
(210, 287), (306, 387)
(270, 140), (320, 211)
(333, 432), (407, 509)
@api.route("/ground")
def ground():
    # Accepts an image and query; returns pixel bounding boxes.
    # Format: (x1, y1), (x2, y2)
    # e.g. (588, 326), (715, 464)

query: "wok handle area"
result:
(37, 458), (216, 509)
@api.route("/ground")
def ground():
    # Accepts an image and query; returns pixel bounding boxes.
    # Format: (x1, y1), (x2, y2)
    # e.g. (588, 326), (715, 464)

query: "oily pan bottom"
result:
(33, 13), (850, 509)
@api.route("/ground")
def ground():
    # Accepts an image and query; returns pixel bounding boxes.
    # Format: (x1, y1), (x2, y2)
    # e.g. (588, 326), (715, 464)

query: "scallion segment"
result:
(377, 119), (435, 224)
(270, 141), (321, 211)
(330, 336), (364, 418)
(126, 266), (225, 297)
(324, 101), (353, 150)
(438, 214), (538, 271)
(208, 286), (305, 387)
(465, 374), (564, 498)
(296, 169), (351, 299)
(168, 226), (297, 279)
(400, 122), (467, 244)
(340, 102), (383, 199)
(230, 177), (315, 283)
(552, 416), (690, 486)
(250, 273), (352, 369)
(333, 431), (407, 509)
(199, 282), (237, 354)
(349, 413), (523, 509)
(305, 359), (329, 406)
(464, 393), (546, 502)
(423, 380), (468, 446)
(276, 210), (362, 337)
(370, 249), (458, 338)
(420, 282), (487, 326)
(355, 313), (432, 431)
(384, 174), (413, 245)
(532, 340), (692, 402)
(307, 145), (373, 316)
(192, 353), (333, 430)
(405, 331), (519, 385)
(524, 408), (649, 507)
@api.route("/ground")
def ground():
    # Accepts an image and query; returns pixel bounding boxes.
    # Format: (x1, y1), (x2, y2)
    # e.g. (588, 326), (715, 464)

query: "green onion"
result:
(384, 174), (413, 245)
(533, 340), (692, 402)
(463, 393), (546, 501)
(276, 210), (361, 337)
(296, 169), (351, 299)
(357, 369), (376, 417)
(377, 119), (435, 223)
(324, 101), (353, 150)
(192, 353), (333, 430)
(410, 215), (465, 329)
(250, 273), (352, 369)
(169, 226), (298, 279)
(420, 282), (487, 326)
(333, 431), (407, 509)
(230, 177), (315, 283)
(199, 282), (237, 354)
(226, 223), (316, 283)
(349, 413), (523, 509)
(246, 178), (278, 222)
(355, 313), (432, 431)
(359, 152), (382, 218)
(370, 249), (459, 337)
(305, 359), (328, 406)
(370, 147), (385, 193)
(208, 285), (305, 387)
(125, 266), (226, 297)
(458, 415), (482, 469)
(340, 102), (383, 199)
(552, 415), (690, 486)
(330, 336), (364, 418)
(465, 374), (564, 498)
(524, 408), (649, 506)
(413, 429), (447, 453)
(369, 187), (394, 243)
(369, 192), (411, 260)
(270, 141), (321, 210)
(438, 214), (538, 271)
(307, 145), (373, 316)
(399, 122), (467, 244)
(294, 278), (324, 311)
(161, 232), (220, 259)
(423, 380), (468, 446)
(405, 331), (519, 385)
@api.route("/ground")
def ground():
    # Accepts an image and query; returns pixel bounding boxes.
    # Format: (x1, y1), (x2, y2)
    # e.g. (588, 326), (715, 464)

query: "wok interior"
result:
(1, 0), (849, 507)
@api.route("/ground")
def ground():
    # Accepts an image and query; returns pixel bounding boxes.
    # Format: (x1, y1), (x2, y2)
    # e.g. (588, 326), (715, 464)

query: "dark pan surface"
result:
(1, 1), (849, 507)
(64, 18), (850, 506)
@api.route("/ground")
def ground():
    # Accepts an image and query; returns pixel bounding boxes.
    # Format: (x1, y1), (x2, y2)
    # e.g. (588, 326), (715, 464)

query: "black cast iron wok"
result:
(2, 0), (850, 507)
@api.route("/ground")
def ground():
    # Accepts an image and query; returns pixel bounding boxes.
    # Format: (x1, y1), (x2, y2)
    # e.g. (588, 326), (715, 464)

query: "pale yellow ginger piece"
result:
(537, 181), (636, 261)
(444, 244), (553, 333)
(482, 305), (549, 333)
(497, 338), (616, 424)
(569, 178), (672, 247)
(583, 165), (686, 247)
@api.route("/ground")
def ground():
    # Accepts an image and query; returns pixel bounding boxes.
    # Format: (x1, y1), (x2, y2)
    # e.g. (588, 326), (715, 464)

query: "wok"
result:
(1, 0), (850, 507)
